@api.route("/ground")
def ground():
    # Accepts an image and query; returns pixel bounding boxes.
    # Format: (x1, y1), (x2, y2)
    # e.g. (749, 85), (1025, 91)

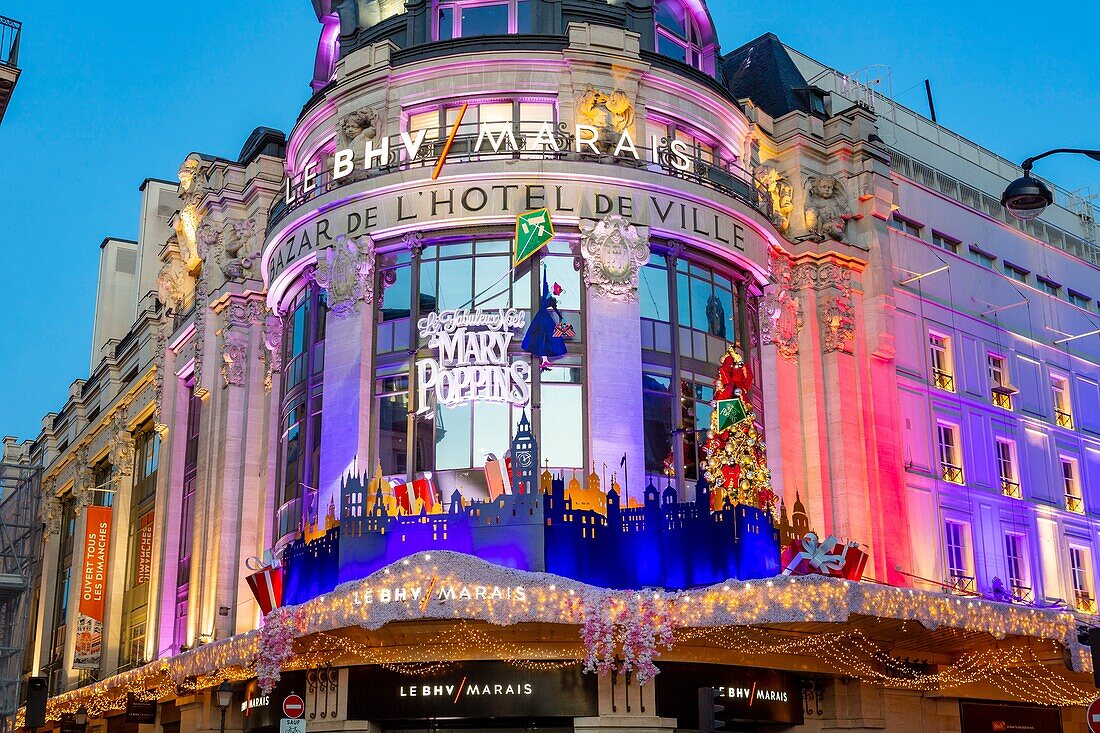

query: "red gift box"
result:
(412, 474), (439, 512)
(781, 534), (867, 582)
(246, 565), (283, 616)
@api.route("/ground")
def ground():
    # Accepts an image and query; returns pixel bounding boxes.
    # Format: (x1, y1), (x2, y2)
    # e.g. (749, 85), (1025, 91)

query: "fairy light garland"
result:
(34, 551), (1092, 721)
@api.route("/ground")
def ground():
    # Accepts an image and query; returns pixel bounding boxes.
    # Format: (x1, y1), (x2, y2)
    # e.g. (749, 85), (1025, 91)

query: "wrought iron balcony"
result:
(1000, 479), (1021, 499)
(1074, 591), (1097, 614)
(1010, 583), (1033, 604)
(1065, 493), (1084, 514)
(947, 573), (975, 595)
(1055, 409), (1074, 429)
(941, 462), (964, 484)
(0, 16), (19, 124)
(932, 369), (955, 392)
(990, 384), (1015, 410)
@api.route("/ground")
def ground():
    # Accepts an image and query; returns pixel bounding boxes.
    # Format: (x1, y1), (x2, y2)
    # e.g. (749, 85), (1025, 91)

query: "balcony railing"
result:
(1075, 591), (1097, 614)
(1000, 479), (1021, 499)
(990, 385), (1014, 410)
(1066, 494), (1084, 514)
(941, 463), (964, 484)
(947, 573), (975, 595)
(932, 369), (955, 392)
(0, 16), (19, 68)
(1010, 583), (1033, 604)
(268, 124), (767, 230)
(1055, 409), (1074, 430)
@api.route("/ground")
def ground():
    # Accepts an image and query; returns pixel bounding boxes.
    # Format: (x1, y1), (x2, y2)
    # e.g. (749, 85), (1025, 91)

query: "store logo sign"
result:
(415, 308), (531, 415)
(400, 681), (534, 701)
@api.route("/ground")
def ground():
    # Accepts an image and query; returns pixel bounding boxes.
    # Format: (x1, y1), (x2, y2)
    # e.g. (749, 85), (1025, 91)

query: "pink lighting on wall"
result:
(312, 16), (340, 93)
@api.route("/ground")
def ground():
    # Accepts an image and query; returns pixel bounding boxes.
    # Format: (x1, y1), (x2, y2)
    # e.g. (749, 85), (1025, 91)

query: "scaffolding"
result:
(0, 462), (42, 733)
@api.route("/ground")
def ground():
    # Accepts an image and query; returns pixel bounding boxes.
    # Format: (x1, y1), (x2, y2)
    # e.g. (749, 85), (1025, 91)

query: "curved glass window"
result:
(640, 247), (760, 483)
(374, 237), (584, 499)
(435, 0), (534, 40)
(276, 282), (326, 547)
(655, 0), (705, 69)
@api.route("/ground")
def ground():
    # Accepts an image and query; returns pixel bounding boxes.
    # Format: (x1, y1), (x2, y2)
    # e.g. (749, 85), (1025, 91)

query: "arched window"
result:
(654, 0), (705, 70)
(435, 0), (534, 41)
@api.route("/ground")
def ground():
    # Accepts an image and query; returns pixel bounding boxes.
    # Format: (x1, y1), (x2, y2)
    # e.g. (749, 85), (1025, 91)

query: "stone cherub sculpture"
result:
(803, 175), (853, 242)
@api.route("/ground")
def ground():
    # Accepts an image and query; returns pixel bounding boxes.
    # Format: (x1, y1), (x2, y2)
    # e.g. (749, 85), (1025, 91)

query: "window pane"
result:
(657, 33), (688, 63)
(639, 264), (670, 322)
(409, 110), (440, 140)
(519, 103), (553, 134)
(437, 7), (454, 40)
(544, 256), (580, 310)
(381, 266), (411, 320)
(656, 1), (686, 38)
(474, 255), (511, 308)
(473, 401), (511, 467)
(437, 257), (473, 310)
(643, 375), (673, 473)
(690, 275), (712, 331)
(436, 403), (473, 470)
(460, 3), (509, 36)
(676, 272), (691, 327)
(517, 0), (533, 32)
(479, 102), (514, 127)
(541, 385), (582, 468)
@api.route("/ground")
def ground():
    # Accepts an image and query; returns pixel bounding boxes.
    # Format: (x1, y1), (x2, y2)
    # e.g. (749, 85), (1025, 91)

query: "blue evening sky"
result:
(0, 1), (1097, 441)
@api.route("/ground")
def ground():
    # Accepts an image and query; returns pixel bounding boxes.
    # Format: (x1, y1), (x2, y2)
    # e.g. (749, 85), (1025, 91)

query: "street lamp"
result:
(215, 681), (233, 733)
(74, 706), (88, 731)
(1001, 148), (1100, 220)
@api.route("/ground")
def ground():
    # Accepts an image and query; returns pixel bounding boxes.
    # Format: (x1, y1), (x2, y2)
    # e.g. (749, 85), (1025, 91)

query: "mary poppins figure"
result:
(522, 268), (568, 370)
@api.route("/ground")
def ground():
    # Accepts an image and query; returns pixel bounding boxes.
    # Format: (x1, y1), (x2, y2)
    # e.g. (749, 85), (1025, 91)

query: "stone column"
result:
(205, 293), (268, 639)
(315, 234), (378, 514)
(100, 414), (135, 674)
(758, 250), (805, 508)
(30, 483), (60, 676)
(580, 216), (649, 499)
(574, 673), (676, 733)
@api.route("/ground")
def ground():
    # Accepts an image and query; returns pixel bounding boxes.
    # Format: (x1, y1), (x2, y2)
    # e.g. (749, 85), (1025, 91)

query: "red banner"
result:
(73, 506), (112, 669)
(136, 512), (154, 586)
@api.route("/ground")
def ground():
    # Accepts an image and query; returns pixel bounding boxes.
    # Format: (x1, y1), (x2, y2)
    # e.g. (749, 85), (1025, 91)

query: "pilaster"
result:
(574, 673), (676, 733)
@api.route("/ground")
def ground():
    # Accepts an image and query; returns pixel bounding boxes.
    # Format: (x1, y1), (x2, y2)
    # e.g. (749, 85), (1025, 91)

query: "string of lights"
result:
(33, 552), (1090, 722)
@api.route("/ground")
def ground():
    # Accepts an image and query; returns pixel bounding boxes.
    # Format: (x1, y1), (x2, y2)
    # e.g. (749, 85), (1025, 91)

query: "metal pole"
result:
(219, 706), (226, 733)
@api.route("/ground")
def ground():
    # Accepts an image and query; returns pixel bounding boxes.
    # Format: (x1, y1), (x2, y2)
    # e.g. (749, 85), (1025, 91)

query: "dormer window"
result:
(655, 0), (705, 70)
(435, 0), (533, 41)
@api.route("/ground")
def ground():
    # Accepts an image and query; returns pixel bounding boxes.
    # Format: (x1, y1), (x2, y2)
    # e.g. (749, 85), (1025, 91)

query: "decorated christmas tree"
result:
(701, 343), (778, 516)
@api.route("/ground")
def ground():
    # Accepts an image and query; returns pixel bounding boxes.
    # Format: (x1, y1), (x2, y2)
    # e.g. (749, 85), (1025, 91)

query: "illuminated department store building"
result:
(16, 1), (1100, 731)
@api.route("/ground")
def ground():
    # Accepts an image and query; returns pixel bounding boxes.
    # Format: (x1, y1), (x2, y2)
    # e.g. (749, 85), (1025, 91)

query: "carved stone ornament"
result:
(803, 175), (853, 242)
(759, 251), (802, 360)
(221, 337), (248, 388)
(152, 319), (169, 435)
(109, 411), (135, 482)
(177, 154), (207, 208)
(261, 312), (284, 394)
(156, 258), (188, 313)
(575, 88), (635, 148)
(820, 295), (856, 353)
(579, 214), (650, 302)
(209, 218), (261, 282)
(74, 447), (93, 510)
(42, 477), (61, 536)
(193, 275), (209, 399)
(336, 107), (381, 173)
(263, 313), (284, 372)
(315, 234), (377, 317)
(755, 164), (794, 234)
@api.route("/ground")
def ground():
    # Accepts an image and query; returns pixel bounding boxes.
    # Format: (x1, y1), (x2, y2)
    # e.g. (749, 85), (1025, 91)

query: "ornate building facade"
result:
(13, 2), (1100, 732)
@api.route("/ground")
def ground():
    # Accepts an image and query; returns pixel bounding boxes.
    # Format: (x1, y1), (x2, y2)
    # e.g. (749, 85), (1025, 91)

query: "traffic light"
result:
(698, 686), (725, 732)
(25, 676), (48, 729)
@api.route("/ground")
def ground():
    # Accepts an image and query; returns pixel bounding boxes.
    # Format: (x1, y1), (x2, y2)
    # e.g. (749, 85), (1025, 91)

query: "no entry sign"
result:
(282, 694), (305, 719)
(1087, 696), (1100, 733)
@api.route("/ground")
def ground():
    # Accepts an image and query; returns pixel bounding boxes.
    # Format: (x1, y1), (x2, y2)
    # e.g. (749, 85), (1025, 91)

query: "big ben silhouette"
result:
(511, 412), (538, 495)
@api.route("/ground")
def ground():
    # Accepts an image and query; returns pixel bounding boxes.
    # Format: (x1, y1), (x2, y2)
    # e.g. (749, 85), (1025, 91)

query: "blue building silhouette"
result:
(281, 416), (780, 605)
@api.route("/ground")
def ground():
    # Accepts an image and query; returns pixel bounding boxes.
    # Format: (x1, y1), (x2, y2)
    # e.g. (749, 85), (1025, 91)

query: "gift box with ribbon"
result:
(245, 552), (283, 616)
(780, 532), (867, 582)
